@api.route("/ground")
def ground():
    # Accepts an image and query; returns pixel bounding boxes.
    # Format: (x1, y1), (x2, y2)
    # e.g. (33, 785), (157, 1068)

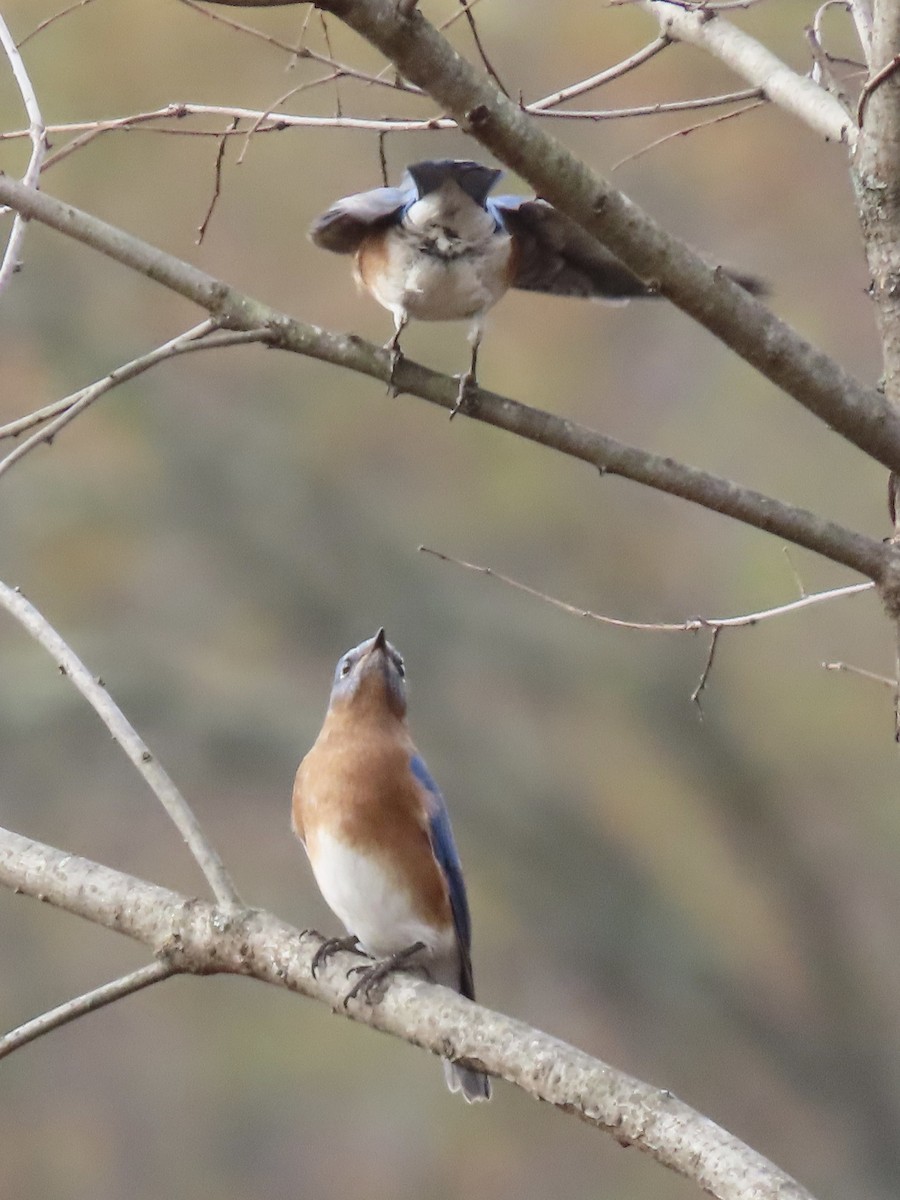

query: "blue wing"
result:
(410, 753), (476, 999)
(308, 176), (416, 254)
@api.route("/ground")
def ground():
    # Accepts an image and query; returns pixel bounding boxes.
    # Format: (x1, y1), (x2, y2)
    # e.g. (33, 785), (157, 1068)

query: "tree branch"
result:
(0, 322), (271, 477)
(0, 580), (243, 910)
(0, 825), (819, 1200)
(0, 961), (177, 1060)
(282, 0), (900, 477)
(419, 546), (875, 633)
(644, 1), (856, 144)
(0, 13), (46, 293)
(0, 175), (890, 583)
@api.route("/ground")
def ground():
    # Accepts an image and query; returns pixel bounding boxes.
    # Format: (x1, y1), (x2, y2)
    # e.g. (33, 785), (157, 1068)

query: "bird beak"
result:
(372, 627), (387, 652)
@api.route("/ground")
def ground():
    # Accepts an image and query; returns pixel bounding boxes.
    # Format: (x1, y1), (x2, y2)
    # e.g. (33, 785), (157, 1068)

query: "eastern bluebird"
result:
(292, 628), (492, 1103)
(309, 158), (764, 408)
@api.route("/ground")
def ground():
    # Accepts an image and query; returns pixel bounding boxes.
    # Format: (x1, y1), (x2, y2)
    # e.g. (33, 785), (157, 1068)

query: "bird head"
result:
(329, 627), (408, 719)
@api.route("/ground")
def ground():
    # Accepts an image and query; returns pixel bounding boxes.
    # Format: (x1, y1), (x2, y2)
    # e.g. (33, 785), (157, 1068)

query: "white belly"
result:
(365, 228), (512, 323)
(308, 830), (456, 962)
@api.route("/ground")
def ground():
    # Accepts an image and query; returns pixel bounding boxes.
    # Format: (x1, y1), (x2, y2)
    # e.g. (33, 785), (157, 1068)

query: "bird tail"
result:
(444, 1058), (492, 1103)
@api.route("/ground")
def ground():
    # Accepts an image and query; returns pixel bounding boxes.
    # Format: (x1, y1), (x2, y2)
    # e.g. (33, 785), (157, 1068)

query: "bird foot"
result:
(310, 934), (363, 979)
(449, 370), (476, 420)
(343, 940), (426, 1007)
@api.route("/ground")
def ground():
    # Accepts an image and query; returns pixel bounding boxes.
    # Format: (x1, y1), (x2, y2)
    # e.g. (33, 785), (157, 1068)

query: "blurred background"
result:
(0, 2), (896, 1198)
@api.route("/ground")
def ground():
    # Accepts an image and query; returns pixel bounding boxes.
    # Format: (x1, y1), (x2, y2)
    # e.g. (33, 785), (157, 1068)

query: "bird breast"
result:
(355, 184), (513, 322)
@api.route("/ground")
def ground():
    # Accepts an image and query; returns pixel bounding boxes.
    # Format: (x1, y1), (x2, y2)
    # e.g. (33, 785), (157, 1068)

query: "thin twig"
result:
(617, 0), (768, 9)
(0, 14), (46, 294)
(0, 581), (244, 909)
(691, 625), (722, 712)
(808, 4), (854, 112)
(179, 0), (422, 92)
(16, 0), (95, 47)
(781, 546), (808, 599)
(531, 87), (762, 121)
(197, 118), (239, 243)
(318, 9), (343, 115)
(456, 0), (509, 97)
(529, 37), (671, 111)
(857, 52), (900, 127)
(0, 323), (271, 480)
(419, 546), (875, 632)
(611, 99), (765, 171)
(0, 961), (177, 1060)
(823, 661), (897, 688)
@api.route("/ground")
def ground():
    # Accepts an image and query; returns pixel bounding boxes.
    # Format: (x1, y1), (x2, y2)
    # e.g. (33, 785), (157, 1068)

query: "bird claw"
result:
(310, 934), (363, 979)
(342, 940), (426, 1008)
(449, 371), (476, 420)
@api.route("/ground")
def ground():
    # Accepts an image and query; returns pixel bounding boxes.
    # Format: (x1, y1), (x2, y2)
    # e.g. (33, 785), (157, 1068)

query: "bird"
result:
(292, 627), (492, 1103)
(309, 157), (765, 410)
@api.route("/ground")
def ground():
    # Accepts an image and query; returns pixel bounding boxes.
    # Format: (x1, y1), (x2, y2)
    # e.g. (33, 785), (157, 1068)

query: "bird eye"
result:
(395, 657), (405, 678)
(340, 659), (352, 678)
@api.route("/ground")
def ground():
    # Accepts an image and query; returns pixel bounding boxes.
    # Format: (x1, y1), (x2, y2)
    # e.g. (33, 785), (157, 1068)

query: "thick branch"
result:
(853, 5), (900, 405)
(0, 175), (890, 583)
(0, 825), (818, 1200)
(644, 2), (856, 145)
(291, 0), (900, 477)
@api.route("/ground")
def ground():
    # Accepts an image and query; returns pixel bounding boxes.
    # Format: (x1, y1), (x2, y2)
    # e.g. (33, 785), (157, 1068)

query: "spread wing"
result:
(491, 196), (767, 300)
(490, 196), (655, 301)
(410, 753), (476, 1000)
(308, 181), (414, 254)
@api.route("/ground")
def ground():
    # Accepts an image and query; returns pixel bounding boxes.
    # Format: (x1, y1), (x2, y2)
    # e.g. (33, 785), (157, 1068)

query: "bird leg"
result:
(385, 312), (409, 396)
(343, 940), (426, 1007)
(309, 933), (363, 979)
(449, 318), (483, 419)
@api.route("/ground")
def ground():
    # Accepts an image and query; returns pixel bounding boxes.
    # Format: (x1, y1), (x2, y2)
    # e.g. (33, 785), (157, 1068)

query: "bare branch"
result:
(536, 87), (763, 121)
(454, 0), (509, 98)
(0, 14), (46, 293)
(0, 825), (820, 1200)
(823, 660), (897, 686)
(0, 324), (271, 478)
(197, 120), (238, 242)
(808, 5), (856, 111)
(0, 581), (243, 910)
(690, 625), (722, 710)
(857, 50), (900, 126)
(0, 961), (177, 1060)
(610, 98), (766, 171)
(299, 1), (900, 483)
(419, 546), (876, 632)
(529, 36), (671, 111)
(15, 0), (96, 48)
(0, 174), (890, 582)
(644, 0), (857, 145)
(184, 1), (428, 93)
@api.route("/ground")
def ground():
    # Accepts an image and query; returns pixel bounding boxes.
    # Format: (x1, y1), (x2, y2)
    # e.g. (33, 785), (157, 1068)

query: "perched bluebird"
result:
(292, 628), (491, 1103)
(309, 158), (764, 408)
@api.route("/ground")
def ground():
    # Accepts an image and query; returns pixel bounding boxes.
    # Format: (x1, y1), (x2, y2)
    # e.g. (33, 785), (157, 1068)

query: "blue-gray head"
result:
(328, 627), (407, 719)
(406, 159), (503, 207)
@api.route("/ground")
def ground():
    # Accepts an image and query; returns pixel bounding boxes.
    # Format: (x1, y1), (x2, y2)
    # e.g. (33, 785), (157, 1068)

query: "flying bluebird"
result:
(292, 627), (492, 1103)
(309, 158), (764, 409)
